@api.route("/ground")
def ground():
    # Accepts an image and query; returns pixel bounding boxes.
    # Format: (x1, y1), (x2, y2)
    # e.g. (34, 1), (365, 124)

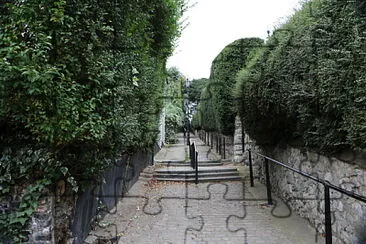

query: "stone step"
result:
(154, 171), (240, 178)
(154, 165), (242, 182)
(154, 160), (186, 164)
(154, 166), (238, 174)
(155, 175), (242, 182)
(140, 172), (153, 178)
(156, 161), (223, 167)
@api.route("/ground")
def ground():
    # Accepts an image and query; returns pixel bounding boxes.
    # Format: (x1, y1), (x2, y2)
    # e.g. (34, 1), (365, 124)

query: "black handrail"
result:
(190, 142), (199, 184)
(248, 149), (366, 244)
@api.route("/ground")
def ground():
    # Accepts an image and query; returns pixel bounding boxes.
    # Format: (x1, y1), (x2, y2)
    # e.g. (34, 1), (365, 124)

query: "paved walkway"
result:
(86, 134), (324, 244)
(154, 135), (187, 163)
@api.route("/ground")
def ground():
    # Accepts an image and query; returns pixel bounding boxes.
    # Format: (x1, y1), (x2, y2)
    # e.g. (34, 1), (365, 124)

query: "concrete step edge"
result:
(154, 172), (240, 178)
(155, 163), (224, 167)
(154, 168), (239, 174)
(155, 176), (242, 182)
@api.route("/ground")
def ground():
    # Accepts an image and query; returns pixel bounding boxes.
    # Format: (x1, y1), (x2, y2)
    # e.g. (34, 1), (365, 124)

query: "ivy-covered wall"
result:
(0, 0), (184, 241)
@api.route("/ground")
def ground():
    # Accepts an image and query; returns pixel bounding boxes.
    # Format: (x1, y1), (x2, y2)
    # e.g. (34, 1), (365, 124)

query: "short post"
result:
(324, 183), (332, 244)
(190, 143), (194, 168)
(216, 135), (219, 153)
(187, 123), (190, 146)
(219, 136), (222, 155)
(211, 134), (213, 149)
(195, 151), (198, 184)
(151, 146), (155, 165)
(265, 158), (273, 205)
(248, 150), (254, 187)
(223, 137), (226, 159)
(241, 119), (245, 153)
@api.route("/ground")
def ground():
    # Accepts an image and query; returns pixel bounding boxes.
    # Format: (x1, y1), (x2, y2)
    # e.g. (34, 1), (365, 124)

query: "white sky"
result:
(167, 0), (302, 79)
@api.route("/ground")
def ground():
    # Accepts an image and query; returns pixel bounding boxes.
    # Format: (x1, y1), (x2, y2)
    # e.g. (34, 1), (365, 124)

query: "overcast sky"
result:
(167, 0), (302, 79)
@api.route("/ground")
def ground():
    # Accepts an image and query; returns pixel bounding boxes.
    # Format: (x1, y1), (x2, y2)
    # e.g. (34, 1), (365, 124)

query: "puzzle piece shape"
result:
(88, 178), (207, 243)
(117, 197), (203, 244)
(185, 182), (247, 244)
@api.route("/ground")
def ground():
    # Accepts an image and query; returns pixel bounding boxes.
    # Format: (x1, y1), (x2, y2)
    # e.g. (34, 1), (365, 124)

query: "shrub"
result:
(236, 0), (366, 151)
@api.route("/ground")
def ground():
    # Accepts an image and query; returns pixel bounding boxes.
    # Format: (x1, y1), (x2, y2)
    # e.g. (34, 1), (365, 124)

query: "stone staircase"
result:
(152, 134), (242, 183)
(153, 165), (242, 182)
(154, 159), (222, 167)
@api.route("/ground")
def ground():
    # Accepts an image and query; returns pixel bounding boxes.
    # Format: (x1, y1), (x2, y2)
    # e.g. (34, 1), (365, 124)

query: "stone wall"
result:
(29, 191), (55, 243)
(0, 187), (55, 243)
(0, 151), (152, 243)
(244, 131), (366, 243)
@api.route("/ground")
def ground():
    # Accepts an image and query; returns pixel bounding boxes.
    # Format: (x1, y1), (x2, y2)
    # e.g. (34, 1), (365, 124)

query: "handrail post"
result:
(189, 143), (194, 169)
(151, 146), (155, 165)
(248, 150), (254, 187)
(223, 137), (226, 159)
(195, 151), (198, 184)
(187, 123), (190, 146)
(219, 136), (222, 155)
(211, 134), (213, 149)
(216, 135), (219, 153)
(265, 158), (273, 205)
(324, 183), (332, 244)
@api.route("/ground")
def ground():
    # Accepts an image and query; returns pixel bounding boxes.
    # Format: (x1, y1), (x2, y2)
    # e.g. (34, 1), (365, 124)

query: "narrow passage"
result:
(87, 135), (323, 244)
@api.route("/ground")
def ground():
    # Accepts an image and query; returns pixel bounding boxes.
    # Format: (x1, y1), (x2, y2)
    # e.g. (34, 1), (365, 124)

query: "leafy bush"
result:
(0, 0), (184, 240)
(236, 0), (366, 151)
(198, 38), (264, 135)
(164, 68), (184, 143)
(188, 78), (209, 103)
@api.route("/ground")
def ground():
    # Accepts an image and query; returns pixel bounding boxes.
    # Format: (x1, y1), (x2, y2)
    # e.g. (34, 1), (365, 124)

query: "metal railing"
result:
(248, 149), (366, 244)
(189, 142), (199, 184)
(198, 130), (227, 159)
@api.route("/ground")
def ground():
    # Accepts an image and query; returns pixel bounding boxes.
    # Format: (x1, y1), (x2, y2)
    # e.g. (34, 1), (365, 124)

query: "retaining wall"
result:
(0, 150), (153, 243)
(243, 130), (366, 243)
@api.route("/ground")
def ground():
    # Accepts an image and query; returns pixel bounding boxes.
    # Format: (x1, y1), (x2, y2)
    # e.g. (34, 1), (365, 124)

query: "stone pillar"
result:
(233, 115), (244, 163)
(157, 108), (165, 148)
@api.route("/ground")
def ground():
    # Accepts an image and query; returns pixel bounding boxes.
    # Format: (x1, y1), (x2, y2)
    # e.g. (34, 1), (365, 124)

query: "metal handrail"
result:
(248, 149), (366, 244)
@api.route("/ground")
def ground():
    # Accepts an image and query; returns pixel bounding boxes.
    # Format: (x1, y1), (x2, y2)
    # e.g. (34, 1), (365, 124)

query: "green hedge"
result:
(165, 68), (185, 143)
(0, 0), (184, 240)
(236, 0), (366, 151)
(197, 38), (264, 134)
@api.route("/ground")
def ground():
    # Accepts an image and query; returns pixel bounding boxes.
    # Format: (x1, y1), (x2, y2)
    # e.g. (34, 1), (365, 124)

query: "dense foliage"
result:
(0, 0), (184, 240)
(164, 67), (185, 143)
(236, 0), (366, 151)
(188, 78), (209, 103)
(196, 38), (264, 134)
